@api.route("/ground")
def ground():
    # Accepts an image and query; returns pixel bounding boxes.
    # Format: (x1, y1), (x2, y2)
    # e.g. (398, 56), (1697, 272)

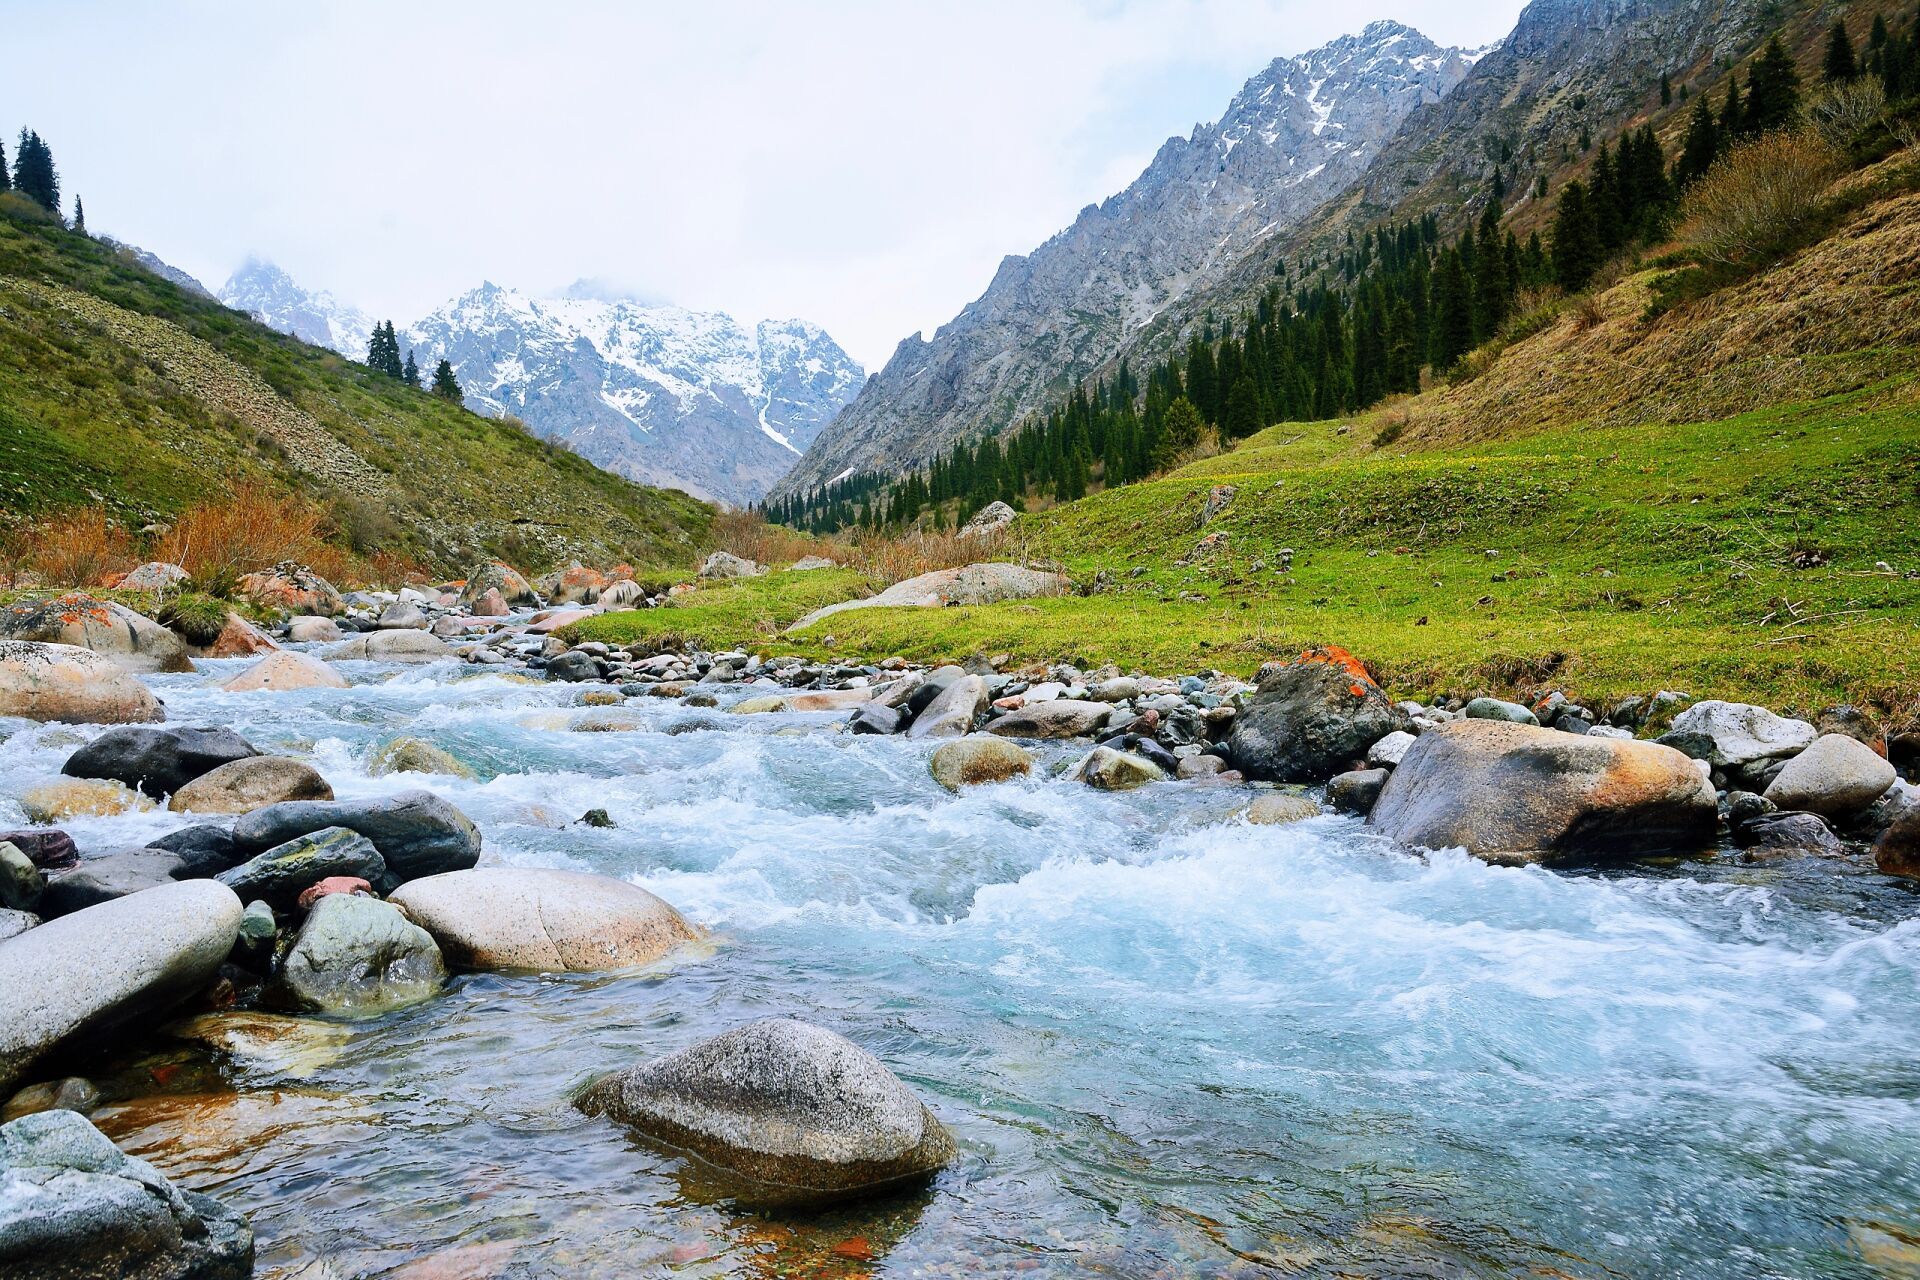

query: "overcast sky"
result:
(11, 1), (1523, 371)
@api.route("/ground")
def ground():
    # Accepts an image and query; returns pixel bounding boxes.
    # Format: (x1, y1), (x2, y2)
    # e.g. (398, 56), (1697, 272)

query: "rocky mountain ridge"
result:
(218, 257), (376, 359)
(773, 20), (1484, 498)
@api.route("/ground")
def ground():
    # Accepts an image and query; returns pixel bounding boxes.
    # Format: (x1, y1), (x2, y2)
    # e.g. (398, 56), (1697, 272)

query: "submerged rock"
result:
(0, 880), (242, 1094)
(369, 736), (474, 779)
(0, 1109), (254, 1280)
(60, 726), (260, 799)
(219, 649), (348, 693)
(929, 737), (1033, 791)
(0, 641), (165, 725)
(232, 791), (481, 883)
(1367, 719), (1717, 865)
(390, 867), (700, 973)
(20, 778), (152, 824)
(168, 756), (332, 815)
(1226, 648), (1404, 783)
(270, 894), (444, 1015)
(1242, 793), (1322, 825)
(576, 1018), (954, 1206)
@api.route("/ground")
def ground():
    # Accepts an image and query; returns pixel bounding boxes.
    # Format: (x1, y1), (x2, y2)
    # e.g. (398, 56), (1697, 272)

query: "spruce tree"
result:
(1675, 97), (1720, 186)
(0, 137), (10, 193)
(403, 349), (420, 387)
(1155, 398), (1203, 470)
(71, 195), (84, 234)
(1824, 21), (1857, 82)
(1743, 35), (1803, 134)
(1661, 72), (1673, 105)
(431, 359), (463, 401)
(1720, 80), (1745, 137)
(1223, 376), (1262, 439)
(1551, 181), (1602, 291)
(13, 130), (59, 213)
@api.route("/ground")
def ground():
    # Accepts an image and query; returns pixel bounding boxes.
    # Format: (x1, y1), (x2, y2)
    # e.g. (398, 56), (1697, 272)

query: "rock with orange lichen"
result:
(1226, 647), (1405, 783)
(1368, 719), (1717, 865)
(0, 595), (192, 674)
(237, 563), (343, 617)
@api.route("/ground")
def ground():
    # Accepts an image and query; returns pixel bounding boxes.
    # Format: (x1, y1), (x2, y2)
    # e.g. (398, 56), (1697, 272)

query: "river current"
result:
(4, 652), (1919, 1278)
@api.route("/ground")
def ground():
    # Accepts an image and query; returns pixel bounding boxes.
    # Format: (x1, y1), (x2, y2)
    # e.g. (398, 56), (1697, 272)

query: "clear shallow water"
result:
(5, 656), (1920, 1278)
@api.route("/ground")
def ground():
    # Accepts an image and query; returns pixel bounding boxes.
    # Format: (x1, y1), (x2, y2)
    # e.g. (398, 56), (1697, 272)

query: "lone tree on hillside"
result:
(12, 130), (59, 213)
(403, 349), (420, 387)
(430, 359), (462, 402)
(71, 195), (84, 234)
(1824, 21), (1857, 82)
(365, 321), (404, 379)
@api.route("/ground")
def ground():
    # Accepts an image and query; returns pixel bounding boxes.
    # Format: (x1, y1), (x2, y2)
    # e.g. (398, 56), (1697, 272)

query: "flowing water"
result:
(5, 653), (1920, 1278)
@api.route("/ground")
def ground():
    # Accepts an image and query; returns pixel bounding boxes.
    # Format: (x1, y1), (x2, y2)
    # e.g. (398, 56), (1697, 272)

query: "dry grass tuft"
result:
(843, 525), (1034, 586)
(27, 509), (138, 587)
(707, 509), (840, 568)
(158, 483), (333, 593)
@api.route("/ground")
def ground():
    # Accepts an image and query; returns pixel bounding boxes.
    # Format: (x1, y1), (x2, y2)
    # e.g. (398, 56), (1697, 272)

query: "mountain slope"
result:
(219, 257), (376, 359)
(774, 21), (1482, 498)
(0, 204), (710, 571)
(405, 286), (863, 507)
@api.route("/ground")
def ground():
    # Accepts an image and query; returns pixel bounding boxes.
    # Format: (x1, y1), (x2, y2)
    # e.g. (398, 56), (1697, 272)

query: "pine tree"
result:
(403, 349), (420, 387)
(1551, 180), (1603, 291)
(1824, 21), (1857, 82)
(1743, 35), (1803, 134)
(1675, 97), (1720, 186)
(71, 195), (84, 234)
(0, 137), (10, 194)
(1720, 80), (1745, 137)
(1429, 249), (1474, 368)
(1223, 376), (1262, 439)
(12, 130), (59, 213)
(1155, 398), (1203, 470)
(431, 359), (462, 401)
(1472, 201), (1511, 340)
(1661, 72), (1673, 105)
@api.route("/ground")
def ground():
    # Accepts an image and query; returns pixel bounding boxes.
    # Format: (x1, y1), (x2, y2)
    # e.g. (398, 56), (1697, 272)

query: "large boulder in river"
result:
(390, 867), (699, 973)
(60, 726), (260, 799)
(929, 737), (1032, 791)
(1762, 733), (1896, 819)
(1661, 700), (1816, 768)
(457, 562), (536, 609)
(325, 630), (450, 663)
(0, 880), (242, 1094)
(1367, 719), (1717, 865)
(576, 1018), (954, 1206)
(268, 894), (443, 1015)
(0, 595), (192, 674)
(19, 779), (152, 825)
(220, 649), (348, 692)
(1225, 647), (1404, 783)
(983, 699), (1112, 740)
(231, 791), (481, 883)
(169, 757), (333, 816)
(284, 616), (341, 643)
(788, 562), (1067, 630)
(0, 642), (165, 725)
(0, 1109), (254, 1280)
(1874, 808), (1920, 880)
(238, 563), (341, 616)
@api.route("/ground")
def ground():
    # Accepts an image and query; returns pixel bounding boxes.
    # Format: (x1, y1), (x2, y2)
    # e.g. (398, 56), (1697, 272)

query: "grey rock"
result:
(0, 844), (44, 914)
(60, 727), (260, 799)
(958, 501), (1016, 538)
(284, 616), (340, 643)
(231, 790), (481, 883)
(1367, 720), (1717, 865)
(326, 630), (450, 663)
(374, 601), (428, 630)
(699, 551), (765, 579)
(1663, 701), (1817, 768)
(545, 651), (604, 683)
(1243, 793), (1322, 825)
(216, 827), (388, 910)
(576, 1018), (954, 1205)
(790, 564), (1067, 631)
(270, 894), (444, 1015)
(0, 911), (37, 943)
(984, 699), (1113, 740)
(1225, 654), (1404, 783)
(0, 1109), (253, 1279)
(1073, 747), (1165, 790)
(39, 851), (186, 918)
(929, 737), (1033, 791)
(1365, 730), (1417, 768)
(1762, 734), (1896, 819)
(1463, 697), (1539, 726)
(0, 595), (192, 674)
(0, 881), (242, 1094)
(848, 702), (903, 735)
(904, 675), (989, 740)
(1736, 812), (1844, 859)
(147, 827), (245, 879)
(1327, 768), (1390, 815)
(389, 867), (699, 973)
(1176, 754), (1228, 780)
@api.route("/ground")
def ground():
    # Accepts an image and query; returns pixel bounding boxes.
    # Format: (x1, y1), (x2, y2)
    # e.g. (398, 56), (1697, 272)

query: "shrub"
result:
(157, 483), (332, 594)
(1680, 132), (1841, 267)
(158, 592), (230, 645)
(707, 508), (838, 568)
(1808, 79), (1887, 151)
(27, 509), (137, 586)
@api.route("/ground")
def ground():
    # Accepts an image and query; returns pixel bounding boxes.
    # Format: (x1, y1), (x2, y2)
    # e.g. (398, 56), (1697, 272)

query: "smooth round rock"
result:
(984, 698), (1112, 740)
(576, 1018), (954, 1206)
(20, 779), (152, 824)
(59, 726), (260, 798)
(1243, 793), (1324, 825)
(220, 650), (347, 693)
(38, 850), (187, 918)
(168, 756), (332, 815)
(369, 737), (474, 779)
(929, 737), (1033, 791)
(269, 894), (444, 1015)
(0, 880), (242, 1094)
(389, 867), (700, 973)
(326, 631), (450, 663)
(0, 642), (165, 725)
(1763, 733), (1897, 819)
(1074, 746), (1166, 790)
(231, 791), (481, 883)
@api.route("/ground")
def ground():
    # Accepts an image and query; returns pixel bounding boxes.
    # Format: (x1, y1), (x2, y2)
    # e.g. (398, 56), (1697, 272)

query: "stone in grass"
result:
(929, 737), (1033, 792)
(269, 894), (444, 1015)
(576, 1018), (954, 1207)
(0, 1109), (254, 1280)
(1462, 697), (1539, 726)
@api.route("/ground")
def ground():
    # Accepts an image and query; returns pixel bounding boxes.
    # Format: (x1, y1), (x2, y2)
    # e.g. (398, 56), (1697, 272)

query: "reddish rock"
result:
(0, 829), (79, 870)
(203, 612), (281, 658)
(472, 588), (509, 618)
(238, 564), (343, 616)
(297, 876), (373, 911)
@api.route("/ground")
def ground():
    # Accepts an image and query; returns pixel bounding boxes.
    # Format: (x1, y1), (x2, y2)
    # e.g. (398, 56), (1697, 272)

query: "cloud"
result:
(12, 0), (1525, 371)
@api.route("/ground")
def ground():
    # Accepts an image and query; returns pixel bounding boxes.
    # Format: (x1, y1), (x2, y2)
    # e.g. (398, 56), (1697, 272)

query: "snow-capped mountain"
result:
(98, 236), (214, 298)
(404, 285), (863, 505)
(776, 20), (1484, 497)
(218, 258), (375, 358)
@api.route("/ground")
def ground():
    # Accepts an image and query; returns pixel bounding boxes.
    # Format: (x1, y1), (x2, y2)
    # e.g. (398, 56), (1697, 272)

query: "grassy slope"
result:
(0, 200), (711, 572)
(576, 172), (1920, 718)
